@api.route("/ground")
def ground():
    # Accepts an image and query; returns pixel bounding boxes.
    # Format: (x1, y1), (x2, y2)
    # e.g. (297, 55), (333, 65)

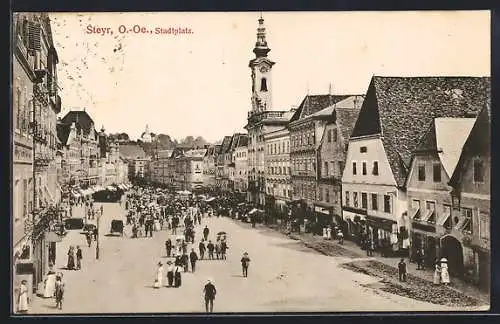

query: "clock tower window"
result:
(260, 78), (268, 92)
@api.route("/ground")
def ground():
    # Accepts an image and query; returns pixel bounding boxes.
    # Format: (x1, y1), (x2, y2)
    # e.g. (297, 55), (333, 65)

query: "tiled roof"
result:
(61, 110), (95, 136)
(290, 94), (352, 122)
(118, 144), (147, 159)
(336, 107), (362, 142)
(351, 76), (490, 187)
(449, 104), (491, 187)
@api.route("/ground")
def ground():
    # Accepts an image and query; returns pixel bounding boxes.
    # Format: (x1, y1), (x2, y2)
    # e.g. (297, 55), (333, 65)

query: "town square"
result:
(11, 11), (490, 314)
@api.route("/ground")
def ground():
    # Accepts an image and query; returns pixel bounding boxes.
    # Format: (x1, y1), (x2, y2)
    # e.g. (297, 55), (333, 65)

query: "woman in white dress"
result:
(326, 226), (332, 240)
(322, 227), (328, 240)
(440, 258), (450, 285)
(17, 280), (29, 313)
(154, 262), (164, 288)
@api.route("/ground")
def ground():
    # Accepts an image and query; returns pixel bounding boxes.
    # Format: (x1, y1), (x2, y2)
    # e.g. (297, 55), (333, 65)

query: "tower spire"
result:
(253, 14), (270, 58)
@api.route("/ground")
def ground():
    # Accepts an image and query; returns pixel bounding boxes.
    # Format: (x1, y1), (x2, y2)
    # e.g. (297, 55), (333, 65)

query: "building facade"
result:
(12, 12), (62, 300)
(234, 135), (249, 193)
(289, 94), (350, 220)
(449, 106), (490, 289)
(264, 127), (291, 211)
(316, 96), (363, 225)
(203, 146), (217, 187)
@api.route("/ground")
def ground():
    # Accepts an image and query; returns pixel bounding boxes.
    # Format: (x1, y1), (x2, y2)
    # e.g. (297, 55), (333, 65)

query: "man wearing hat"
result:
(241, 252), (251, 278)
(203, 279), (216, 313)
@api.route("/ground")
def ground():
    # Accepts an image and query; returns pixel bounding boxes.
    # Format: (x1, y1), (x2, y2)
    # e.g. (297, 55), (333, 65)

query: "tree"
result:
(181, 136), (195, 147)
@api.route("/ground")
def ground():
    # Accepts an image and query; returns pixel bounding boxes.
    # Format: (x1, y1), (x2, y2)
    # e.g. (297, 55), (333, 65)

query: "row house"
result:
(12, 12), (62, 298)
(449, 105), (490, 288)
(149, 150), (173, 186)
(216, 136), (232, 190)
(202, 145), (217, 187)
(406, 118), (476, 271)
(182, 149), (207, 191)
(234, 135), (249, 193)
(263, 127), (291, 212)
(245, 17), (290, 206)
(342, 76), (490, 255)
(225, 133), (245, 191)
(59, 110), (100, 192)
(289, 94), (351, 220)
(316, 96), (363, 225)
(118, 143), (149, 181)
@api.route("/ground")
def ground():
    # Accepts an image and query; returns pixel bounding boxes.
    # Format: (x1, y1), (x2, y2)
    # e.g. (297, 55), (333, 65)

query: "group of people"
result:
(17, 271), (66, 313)
(397, 257), (451, 286)
(66, 246), (83, 271)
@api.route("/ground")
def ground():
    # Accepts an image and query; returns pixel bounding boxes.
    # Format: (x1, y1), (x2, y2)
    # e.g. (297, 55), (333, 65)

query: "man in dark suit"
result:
(189, 249), (199, 272)
(203, 279), (216, 313)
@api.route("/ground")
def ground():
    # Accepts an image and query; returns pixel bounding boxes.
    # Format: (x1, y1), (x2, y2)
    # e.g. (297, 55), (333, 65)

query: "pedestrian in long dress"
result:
(220, 240), (228, 260)
(215, 241), (221, 260)
(203, 279), (216, 313)
(76, 246), (83, 270)
(440, 258), (450, 285)
(241, 252), (251, 278)
(174, 265), (182, 288)
(203, 225), (209, 241)
(326, 226), (332, 240)
(67, 246), (75, 270)
(165, 239), (172, 257)
(398, 259), (407, 282)
(322, 227), (328, 240)
(433, 260), (441, 285)
(166, 261), (174, 287)
(190, 249), (198, 272)
(154, 262), (163, 288)
(17, 280), (29, 313)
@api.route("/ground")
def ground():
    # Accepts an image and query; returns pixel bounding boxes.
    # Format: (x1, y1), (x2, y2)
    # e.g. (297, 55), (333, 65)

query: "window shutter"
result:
(28, 21), (41, 51)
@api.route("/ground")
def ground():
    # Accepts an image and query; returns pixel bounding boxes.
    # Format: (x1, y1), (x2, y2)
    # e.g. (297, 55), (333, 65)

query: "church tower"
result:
(249, 15), (275, 114)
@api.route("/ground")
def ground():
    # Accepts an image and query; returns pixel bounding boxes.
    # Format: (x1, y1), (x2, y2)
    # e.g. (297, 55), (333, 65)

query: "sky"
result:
(48, 11), (490, 143)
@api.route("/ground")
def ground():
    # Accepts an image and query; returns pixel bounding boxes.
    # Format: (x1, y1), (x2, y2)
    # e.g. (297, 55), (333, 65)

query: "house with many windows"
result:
(449, 105), (490, 289)
(342, 76), (490, 254)
(406, 117), (476, 272)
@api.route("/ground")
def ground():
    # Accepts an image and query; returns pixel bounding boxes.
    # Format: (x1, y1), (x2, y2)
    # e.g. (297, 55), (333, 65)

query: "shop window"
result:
(384, 195), (391, 213)
(361, 192), (367, 209)
(433, 163), (441, 182)
(418, 164), (426, 181)
(362, 162), (367, 175)
(372, 161), (379, 175)
(371, 194), (378, 211)
(353, 192), (358, 208)
(473, 159), (485, 183)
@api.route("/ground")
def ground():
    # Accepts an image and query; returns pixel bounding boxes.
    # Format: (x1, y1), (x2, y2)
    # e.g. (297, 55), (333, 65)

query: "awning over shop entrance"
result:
(365, 214), (396, 232)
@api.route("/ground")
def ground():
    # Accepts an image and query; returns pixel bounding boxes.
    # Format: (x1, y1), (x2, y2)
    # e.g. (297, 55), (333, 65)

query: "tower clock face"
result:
(259, 66), (269, 73)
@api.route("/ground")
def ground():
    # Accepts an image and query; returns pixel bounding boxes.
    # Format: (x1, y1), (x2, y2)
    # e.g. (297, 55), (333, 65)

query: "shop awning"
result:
(437, 210), (451, 226)
(107, 186), (117, 191)
(205, 197), (216, 202)
(421, 208), (435, 222)
(248, 208), (258, 215)
(410, 207), (420, 220)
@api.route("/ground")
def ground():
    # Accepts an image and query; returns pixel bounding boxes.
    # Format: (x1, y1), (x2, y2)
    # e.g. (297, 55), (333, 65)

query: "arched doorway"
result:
(440, 235), (464, 277)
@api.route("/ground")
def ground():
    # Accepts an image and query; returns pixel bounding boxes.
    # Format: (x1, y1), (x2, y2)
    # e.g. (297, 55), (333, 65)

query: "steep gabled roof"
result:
(336, 106), (363, 142)
(351, 76), (490, 187)
(184, 149), (207, 159)
(449, 104), (491, 187)
(56, 122), (71, 146)
(289, 94), (352, 122)
(60, 110), (95, 136)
